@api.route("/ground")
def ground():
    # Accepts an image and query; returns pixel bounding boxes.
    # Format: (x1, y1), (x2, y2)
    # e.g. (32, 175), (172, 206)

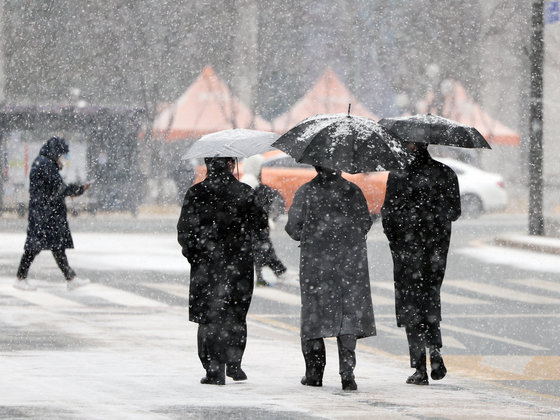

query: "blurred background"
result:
(0, 1), (557, 226)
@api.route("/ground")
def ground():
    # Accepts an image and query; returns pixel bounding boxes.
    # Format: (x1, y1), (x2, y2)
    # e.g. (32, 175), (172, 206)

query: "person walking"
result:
(14, 137), (91, 291)
(285, 166), (376, 391)
(381, 142), (461, 385)
(177, 156), (268, 385)
(240, 155), (287, 286)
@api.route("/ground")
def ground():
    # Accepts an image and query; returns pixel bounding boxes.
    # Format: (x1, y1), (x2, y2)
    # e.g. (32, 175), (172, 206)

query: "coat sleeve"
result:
(285, 186), (306, 242)
(46, 164), (85, 201)
(177, 189), (202, 264)
(353, 186), (373, 235)
(443, 168), (461, 222)
(381, 172), (405, 238)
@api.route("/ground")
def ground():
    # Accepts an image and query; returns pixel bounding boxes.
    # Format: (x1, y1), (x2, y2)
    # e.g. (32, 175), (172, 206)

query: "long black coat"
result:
(381, 150), (461, 327)
(24, 139), (85, 252)
(285, 171), (376, 340)
(177, 169), (267, 324)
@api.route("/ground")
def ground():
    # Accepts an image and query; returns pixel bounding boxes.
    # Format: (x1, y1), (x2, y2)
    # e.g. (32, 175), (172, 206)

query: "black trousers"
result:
(301, 335), (357, 380)
(197, 320), (247, 378)
(405, 321), (442, 369)
(254, 227), (287, 280)
(17, 248), (76, 280)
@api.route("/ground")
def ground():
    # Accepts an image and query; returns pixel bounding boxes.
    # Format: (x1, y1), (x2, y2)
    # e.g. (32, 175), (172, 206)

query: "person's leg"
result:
(301, 337), (325, 386)
(14, 248), (40, 290)
(225, 320), (248, 381)
(405, 323), (429, 385)
(17, 248), (40, 280)
(198, 323), (226, 385)
(426, 319), (447, 380)
(337, 335), (357, 390)
(51, 248), (76, 280)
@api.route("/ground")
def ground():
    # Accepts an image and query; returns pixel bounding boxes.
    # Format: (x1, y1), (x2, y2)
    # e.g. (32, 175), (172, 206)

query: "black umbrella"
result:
(378, 113), (491, 149)
(271, 113), (409, 173)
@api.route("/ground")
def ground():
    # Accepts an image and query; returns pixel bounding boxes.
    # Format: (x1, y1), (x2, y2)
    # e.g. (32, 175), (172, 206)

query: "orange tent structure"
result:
(272, 68), (379, 133)
(421, 80), (520, 147)
(152, 66), (271, 142)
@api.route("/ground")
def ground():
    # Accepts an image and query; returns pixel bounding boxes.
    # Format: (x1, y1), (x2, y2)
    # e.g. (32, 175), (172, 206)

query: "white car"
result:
(434, 157), (508, 218)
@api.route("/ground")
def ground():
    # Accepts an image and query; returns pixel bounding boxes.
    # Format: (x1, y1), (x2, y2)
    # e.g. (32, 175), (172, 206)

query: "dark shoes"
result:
(301, 376), (323, 387)
(406, 369), (429, 385)
(226, 365), (248, 381)
(341, 374), (358, 391)
(200, 375), (225, 385)
(430, 350), (447, 380)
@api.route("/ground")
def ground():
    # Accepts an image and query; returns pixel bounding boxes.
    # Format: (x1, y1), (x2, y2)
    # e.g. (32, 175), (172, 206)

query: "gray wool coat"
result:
(285, 171), (376, 340)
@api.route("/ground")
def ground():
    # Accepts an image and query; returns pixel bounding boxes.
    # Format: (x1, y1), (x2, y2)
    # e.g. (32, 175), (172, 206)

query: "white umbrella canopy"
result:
(184, 129), (280, 159)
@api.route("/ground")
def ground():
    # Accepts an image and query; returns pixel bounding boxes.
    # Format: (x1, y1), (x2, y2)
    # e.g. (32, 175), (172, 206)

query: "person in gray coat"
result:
(285, 166), (376, 391)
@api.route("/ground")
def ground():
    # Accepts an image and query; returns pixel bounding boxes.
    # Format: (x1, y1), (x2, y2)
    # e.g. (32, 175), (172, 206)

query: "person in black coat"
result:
(15, 137), (91, 291)
(177, 157), (268, 385)
(381, 142), (461, 385)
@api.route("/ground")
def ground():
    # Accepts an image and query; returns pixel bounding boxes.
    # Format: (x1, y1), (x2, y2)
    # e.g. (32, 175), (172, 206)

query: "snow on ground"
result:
(2, 283), (558, 420)
(1, 232), (560, 418)
(0, 232), (188, 273)
(458, 244), (560, 274)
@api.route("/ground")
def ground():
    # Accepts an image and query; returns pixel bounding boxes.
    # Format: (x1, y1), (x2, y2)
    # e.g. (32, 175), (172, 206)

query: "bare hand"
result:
(83, 183), (92, 191)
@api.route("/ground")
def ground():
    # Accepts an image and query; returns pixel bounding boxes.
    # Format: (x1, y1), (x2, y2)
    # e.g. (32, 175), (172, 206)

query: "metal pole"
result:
(528, 0), (545, 236)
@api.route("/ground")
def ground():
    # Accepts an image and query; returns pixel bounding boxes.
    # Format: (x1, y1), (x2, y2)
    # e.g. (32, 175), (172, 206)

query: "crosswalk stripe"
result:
(510, 278), (560, 294)
(143, 282), (189, 299)
(446, 280), (560, 305)
(81, 284), (168, 307)
(0, 283), (85, 308)
(373, 281), (489, 305)
(253, 287), (301, 306)
(143, 281), (394, 310)
(375, 324), (467, 350)
(442, 323), (549, 351)
(371, 294), (395, 306)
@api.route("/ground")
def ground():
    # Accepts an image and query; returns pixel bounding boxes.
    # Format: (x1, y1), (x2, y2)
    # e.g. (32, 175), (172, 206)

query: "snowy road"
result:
(1, 213), (560, 418)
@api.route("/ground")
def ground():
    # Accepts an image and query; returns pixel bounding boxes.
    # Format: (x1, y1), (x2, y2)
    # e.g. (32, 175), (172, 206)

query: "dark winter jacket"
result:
(177, 167), (268, 324)
(381, 149), (461, 327)
(285, 170), (376, 340)
(24, 137), (85, 252)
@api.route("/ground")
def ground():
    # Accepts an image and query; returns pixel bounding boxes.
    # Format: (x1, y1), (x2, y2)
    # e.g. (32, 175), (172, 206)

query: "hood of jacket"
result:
(39, 137), (69, 162)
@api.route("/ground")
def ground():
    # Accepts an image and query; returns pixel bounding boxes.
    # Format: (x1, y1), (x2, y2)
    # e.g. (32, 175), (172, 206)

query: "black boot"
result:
(341, 373), (357, 391)
(301, 376), (322, 387)
(406, 369), (429, 385)
(430, 348), (447, 380)
(226, 364), (248, 381)
(201, 363), (225, 385)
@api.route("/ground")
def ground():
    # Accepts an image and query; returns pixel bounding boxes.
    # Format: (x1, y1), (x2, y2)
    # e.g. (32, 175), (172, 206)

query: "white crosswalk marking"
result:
(0, 279), (168, 308)
(446, 280), (560, 305)
(442, 323), (549, 351)
(0, 282), (84, 308)
(373, 281), (489, 305)
(143, 282), (189, 299)
(83, 284), (168, 307)
(510, 278), (560, 294)
(371, 294), (395, 306)
(253, 287), (301, 306)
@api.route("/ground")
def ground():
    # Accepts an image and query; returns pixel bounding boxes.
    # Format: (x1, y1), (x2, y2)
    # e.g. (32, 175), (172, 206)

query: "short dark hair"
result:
(204, 157), (234, 172)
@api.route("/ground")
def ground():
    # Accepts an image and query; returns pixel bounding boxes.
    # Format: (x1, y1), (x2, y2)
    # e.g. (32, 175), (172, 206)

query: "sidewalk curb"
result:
(494, 234), (560, 255)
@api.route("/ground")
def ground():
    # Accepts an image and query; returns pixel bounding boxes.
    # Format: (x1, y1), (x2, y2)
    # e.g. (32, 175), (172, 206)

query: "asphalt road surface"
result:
(1, 211), (559, 418)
